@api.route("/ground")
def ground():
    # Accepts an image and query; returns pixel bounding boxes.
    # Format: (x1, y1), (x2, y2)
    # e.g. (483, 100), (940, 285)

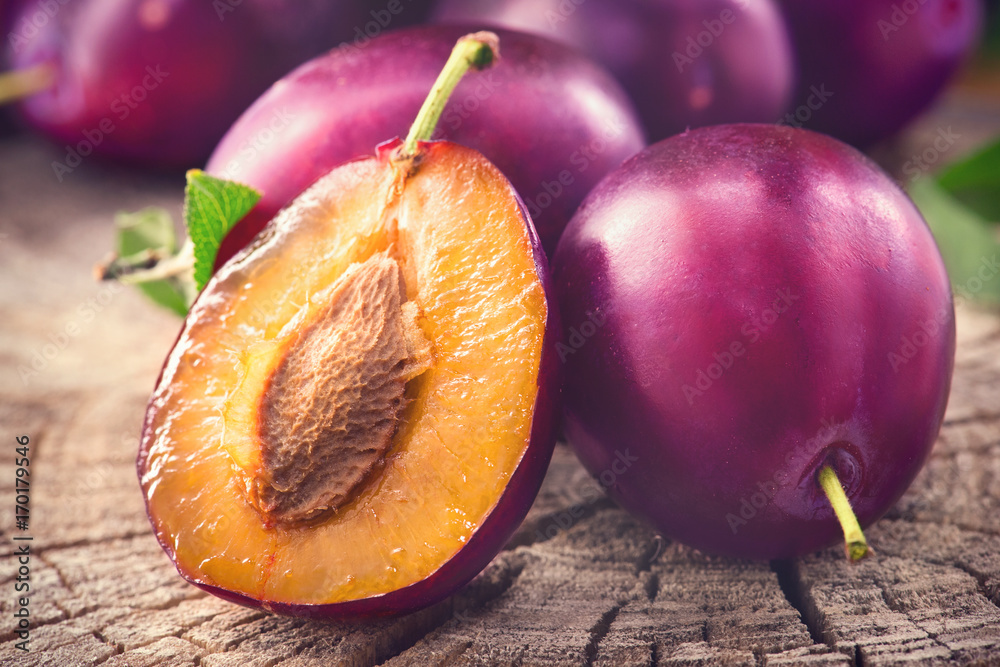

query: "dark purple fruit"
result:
(553, 123), (955, 560)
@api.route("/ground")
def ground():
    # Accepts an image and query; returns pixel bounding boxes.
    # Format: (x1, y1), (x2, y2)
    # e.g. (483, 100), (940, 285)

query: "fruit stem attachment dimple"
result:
(0, 63), (57, 106)
(399, 31), (500, 158)
(818, 465), (869, 562)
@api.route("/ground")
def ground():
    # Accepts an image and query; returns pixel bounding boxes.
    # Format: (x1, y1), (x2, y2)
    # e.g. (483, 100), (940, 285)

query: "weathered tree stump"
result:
(1, 103), (999, 666)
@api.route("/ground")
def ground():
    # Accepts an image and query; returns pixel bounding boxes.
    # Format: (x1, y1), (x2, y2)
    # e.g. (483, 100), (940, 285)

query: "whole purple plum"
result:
(206, 24), (645, 261)
(553, 124), (955, 560)
(3, 0), (386, 168)
(778, 0), (982, 148)
(432, 0), (795, 143)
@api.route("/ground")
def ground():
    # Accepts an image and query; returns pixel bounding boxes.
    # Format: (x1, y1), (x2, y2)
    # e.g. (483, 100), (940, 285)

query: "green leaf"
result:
(184, 169), (261, 291)
(936, 135), (1000, 222)
(909, 177), (1000, 305)
(113, 208), (189, 316)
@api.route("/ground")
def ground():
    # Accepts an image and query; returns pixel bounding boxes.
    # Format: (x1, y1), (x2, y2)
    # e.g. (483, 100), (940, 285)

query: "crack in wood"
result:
(583, 604), (620, 666)
(771, 559), (828, 649)
(92, 629), (122, 657)
(642, 571), (659, 603)
(633, 534), (666, 575)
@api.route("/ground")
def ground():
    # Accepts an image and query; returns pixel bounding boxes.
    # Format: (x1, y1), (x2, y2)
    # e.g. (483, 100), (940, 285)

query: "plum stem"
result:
(0, 63), (57, 106)
(818, 465), (869, 562)
(95, 239), (197, 304)
(400, 31), (500, 157)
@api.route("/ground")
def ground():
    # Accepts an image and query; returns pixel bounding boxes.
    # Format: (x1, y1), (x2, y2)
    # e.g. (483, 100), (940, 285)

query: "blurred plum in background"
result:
(1, 0), (432, 167)
(432, 0), (795, 142)
(778, 0), (983, 148)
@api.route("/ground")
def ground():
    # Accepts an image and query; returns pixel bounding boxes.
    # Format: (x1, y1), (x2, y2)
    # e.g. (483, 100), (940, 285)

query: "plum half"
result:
(553, 124), (956, 561)
(138, 128), (560, 615)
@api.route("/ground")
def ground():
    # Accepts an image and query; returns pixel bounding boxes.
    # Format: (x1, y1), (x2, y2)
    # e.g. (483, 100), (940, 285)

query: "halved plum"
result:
(137, 136), (560, 617)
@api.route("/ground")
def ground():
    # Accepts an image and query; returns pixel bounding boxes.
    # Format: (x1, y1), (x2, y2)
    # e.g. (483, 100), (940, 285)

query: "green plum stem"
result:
(400, 31), (500, 157)
(818, 465), (869, 562)
(0, 63), (57, 106)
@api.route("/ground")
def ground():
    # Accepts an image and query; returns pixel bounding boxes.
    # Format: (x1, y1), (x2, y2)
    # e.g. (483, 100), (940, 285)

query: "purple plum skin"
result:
(5, 0), (391, 166)
(778, 0), (982, 148)
(553, 124), (956, 561)
(205, 24), (645, 260)
(432, 0), (795, 143)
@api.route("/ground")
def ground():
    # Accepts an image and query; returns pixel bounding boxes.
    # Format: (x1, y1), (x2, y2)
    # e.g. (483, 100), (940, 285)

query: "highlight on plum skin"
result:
(552, 123), (956, 561)
(205, 24), (645, 263)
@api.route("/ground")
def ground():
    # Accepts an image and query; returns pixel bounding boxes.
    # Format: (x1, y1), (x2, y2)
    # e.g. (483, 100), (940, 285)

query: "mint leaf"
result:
(909, 176), (1000, 305)
(936, 136), (1000, 223)
(184, 169), (261, 290)
(112, 208), (189, 316)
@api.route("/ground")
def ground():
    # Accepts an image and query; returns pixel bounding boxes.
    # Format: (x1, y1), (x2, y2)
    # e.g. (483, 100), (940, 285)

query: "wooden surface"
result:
(2, 93), (1000, 666)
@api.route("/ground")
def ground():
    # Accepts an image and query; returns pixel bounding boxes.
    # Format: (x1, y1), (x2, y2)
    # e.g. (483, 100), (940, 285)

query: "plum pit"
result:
(222, 251), (433, 526)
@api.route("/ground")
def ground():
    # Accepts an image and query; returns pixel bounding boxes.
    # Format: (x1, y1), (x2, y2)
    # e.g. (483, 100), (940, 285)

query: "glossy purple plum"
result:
(205, 24), (645, 260)
(4, 0), (397, 167)
(553, 124), (956, 560)
(432, 0), (795, 143)
(778, 0), (982, 148)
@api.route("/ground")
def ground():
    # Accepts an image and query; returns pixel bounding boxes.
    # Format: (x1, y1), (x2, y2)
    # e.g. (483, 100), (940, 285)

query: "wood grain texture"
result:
(1, 92), (1000, 666)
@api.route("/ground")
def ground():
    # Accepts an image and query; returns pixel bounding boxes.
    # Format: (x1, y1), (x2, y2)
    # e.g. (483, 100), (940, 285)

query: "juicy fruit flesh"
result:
(140, 142), (547, 606)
